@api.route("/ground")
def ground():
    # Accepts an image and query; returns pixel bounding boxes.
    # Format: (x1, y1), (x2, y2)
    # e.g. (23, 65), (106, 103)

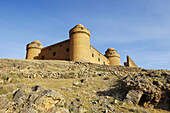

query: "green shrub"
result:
(9, 73), (17, 78)
(69, 108), (73, 113)
(92, 74), (98, 77)
(1, 75), (7, 80)
(69, 72), (75, 75)
(58, 105), (64, 107)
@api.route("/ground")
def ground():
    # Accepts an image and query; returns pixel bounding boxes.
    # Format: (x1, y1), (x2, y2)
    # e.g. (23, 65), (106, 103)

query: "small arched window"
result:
(92, 53), (94, 57)
(53, 52), (56, 56)
(98, 58), (100, 62)
(66, 48), (69, 52)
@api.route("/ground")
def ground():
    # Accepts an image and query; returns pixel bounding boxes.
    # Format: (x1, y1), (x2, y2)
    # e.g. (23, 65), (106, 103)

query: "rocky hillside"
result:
(0, 59), (169, 113)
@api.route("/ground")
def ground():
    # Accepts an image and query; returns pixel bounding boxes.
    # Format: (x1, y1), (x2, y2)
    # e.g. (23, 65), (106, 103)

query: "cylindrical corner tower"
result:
(105, 48), (121, 65)
(26, 40), (43, 59)
(69, 24), (91, 62)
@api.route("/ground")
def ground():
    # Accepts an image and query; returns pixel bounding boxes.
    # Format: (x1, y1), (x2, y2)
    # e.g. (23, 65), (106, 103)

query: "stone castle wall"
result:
(26, 24), (138, 67)
(27, 24), (110, 65)
(124, 56), (138, 68)
(36, 40), (70, 60)
(34, 40), (110, 65)
(90, 46), (109, 65)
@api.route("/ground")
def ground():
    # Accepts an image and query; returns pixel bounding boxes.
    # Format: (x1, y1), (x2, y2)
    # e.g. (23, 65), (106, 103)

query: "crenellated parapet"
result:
(69, 24), (90, 37)
(105, 48), (120, 58)
(26, 40), (43, 50)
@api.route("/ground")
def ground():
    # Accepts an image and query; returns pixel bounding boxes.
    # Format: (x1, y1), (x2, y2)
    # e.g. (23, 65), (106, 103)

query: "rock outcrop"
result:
(123, 72), (170, 110)
(0, 84), (69, 113)
(0, 59), (169, 113)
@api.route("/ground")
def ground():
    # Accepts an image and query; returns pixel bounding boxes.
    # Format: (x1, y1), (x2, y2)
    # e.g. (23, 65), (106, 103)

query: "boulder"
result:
(13, 89), (26, 105)
(34, 89), (65, 112)
(124, 90), (143, 104)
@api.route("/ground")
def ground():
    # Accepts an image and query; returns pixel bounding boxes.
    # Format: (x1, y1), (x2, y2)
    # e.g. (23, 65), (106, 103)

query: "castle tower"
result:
(105, 48), (121, 65)
(26, 40), (43, 59)
(69, 24), (91, 62)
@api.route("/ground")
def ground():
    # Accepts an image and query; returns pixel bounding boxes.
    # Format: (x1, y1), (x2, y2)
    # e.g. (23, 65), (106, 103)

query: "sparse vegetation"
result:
(92, 74), (98, 77)
(69, 72), (75, 75)
(9, 73), (17, 78)
(0, 88), (8, 95)
(158, 78), (166, 84)
(95, 68), (108, 72)
(69, 108), (73, 113)
(58, 105), (64, 107)
(1, 75), (7, 80)
(0, 59), (169, 112)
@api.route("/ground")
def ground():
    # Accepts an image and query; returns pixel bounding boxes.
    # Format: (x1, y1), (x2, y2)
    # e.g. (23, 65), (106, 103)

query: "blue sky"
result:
(0, 0), (170, 70)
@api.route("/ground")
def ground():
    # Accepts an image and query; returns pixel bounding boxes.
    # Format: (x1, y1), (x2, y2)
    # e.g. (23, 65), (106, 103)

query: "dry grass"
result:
(20, 76), (116, 111)
(20, 76), (170, 113)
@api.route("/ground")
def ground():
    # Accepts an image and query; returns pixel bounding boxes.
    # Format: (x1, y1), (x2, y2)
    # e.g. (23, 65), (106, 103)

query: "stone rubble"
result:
(0, 84), (69, 113)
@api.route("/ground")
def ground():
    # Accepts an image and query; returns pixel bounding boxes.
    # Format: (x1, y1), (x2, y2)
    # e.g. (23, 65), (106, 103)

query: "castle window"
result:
(49, 48), (51, 50)
(53, 52), (56, 56)
(92, 53), (94, 57)
(42, 56), (44, 59)
(60, 44), (62, 47)
(66, 48), (69, 52)
(98, 58), (100, 62)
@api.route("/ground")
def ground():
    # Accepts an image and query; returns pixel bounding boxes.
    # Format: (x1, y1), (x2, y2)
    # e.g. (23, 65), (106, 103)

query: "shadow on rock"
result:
(97, 80), (127, 101)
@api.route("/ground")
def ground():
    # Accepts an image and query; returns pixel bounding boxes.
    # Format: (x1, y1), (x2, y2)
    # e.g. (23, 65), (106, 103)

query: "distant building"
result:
(26, 24), (137, 68)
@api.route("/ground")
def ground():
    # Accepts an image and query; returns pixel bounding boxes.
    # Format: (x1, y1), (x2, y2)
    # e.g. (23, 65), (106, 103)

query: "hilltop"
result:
(0, 59), (169, 113)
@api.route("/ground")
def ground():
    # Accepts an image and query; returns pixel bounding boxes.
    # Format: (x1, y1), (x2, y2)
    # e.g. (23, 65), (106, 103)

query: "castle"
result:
(26, 24), (138, 68)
